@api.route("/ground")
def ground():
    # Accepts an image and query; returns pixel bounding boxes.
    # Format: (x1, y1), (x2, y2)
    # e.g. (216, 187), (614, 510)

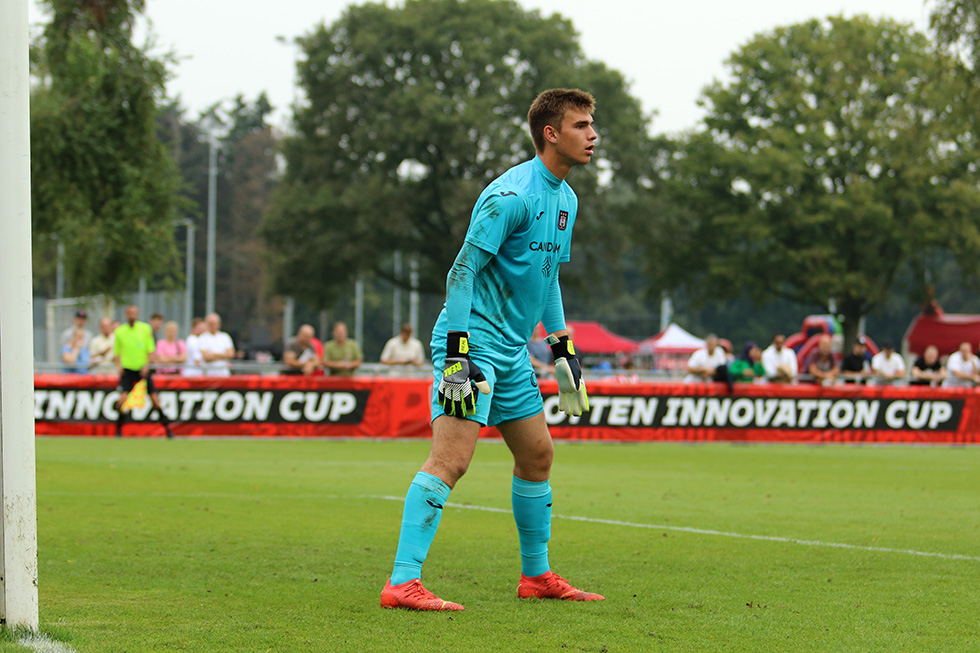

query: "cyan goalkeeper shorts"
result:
(429, 337), (544, 428)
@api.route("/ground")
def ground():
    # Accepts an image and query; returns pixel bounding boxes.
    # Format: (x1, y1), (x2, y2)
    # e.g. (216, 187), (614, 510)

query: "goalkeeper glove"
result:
(438, 331), (491, 418)
(546, 334), (589, 417)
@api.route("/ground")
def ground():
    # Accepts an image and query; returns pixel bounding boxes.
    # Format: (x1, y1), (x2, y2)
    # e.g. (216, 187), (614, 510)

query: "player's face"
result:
(553, 108), (597, 167)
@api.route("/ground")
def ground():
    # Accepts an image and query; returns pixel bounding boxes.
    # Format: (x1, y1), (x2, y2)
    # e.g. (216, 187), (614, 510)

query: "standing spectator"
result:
(322, 321), (363, 376)
(685, 333), (730, 385)
(943, 342), (980, 387)
(155, 321), (187, 375)
(380, 323), (426, 367)
(527, 331), (555, 377)
(841, 337), (872, 384)
(88, 317), (116, 375)
(149, 312), (165, 342)
(182, 318), (206, 377)
(910, 345), (946, 387)
(283, 324), (320, 375)
(61, 329), (90, 373)
(113, 304), (172, 438)
(870, 342), (906, 385)
(761, 333), (798, 383)
(199, 313), (236, 376)
(803, 335), (839, 385)
(59, 309), (93, 348)
(729, 342), (765, 383)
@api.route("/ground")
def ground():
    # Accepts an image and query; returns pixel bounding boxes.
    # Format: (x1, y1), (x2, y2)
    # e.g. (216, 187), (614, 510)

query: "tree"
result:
(31, 0), (184, 297)
(262, 0), (657, 308)
(930, 0), (980, 72)
(642, 16), (980, 348)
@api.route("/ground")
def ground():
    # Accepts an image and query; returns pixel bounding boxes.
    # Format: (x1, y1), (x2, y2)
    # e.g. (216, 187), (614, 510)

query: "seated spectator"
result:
(685, 334), (732, 389)
(943, 341), (980, 388)
(60, 310), (93, 348)
(322, 321), (363, 376)
(761, 333), (797, 383)
(729, 342), (765, 383)
(155, 321), (187, 374)
(380, 323), (426, 366)
(89, 317), (117, 375)
(840, 337), (872, 384)
(283, 324), (320, 375)
(870, 342), (905, 385)
(803, 335), (839, 385)
(149, 312), (165, 342)
(182, 318), (206, 377)
(61, 329), (91, 373)
(527, 332), (555, 377)
(910, 345), (945, 387)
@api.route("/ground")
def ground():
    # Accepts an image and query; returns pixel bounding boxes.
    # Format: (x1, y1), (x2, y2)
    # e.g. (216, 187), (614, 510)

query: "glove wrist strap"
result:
(545, 334), (575, 360)
(447, 331), (470, 358)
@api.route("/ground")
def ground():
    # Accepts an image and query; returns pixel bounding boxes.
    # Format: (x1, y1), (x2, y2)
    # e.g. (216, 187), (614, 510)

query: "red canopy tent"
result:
(903, 313), (980, 356)
(535, 320), (638, 354)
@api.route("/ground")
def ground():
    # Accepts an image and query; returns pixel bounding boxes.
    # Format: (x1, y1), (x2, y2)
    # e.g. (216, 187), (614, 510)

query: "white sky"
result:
(29, 0), (932, 135)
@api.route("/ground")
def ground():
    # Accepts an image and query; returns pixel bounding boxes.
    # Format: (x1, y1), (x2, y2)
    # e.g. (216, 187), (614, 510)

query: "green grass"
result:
(14, 438), (980, 652)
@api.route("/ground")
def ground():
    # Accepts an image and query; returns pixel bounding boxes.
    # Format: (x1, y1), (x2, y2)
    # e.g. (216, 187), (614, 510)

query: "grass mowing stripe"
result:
(365, 494), (980, 564)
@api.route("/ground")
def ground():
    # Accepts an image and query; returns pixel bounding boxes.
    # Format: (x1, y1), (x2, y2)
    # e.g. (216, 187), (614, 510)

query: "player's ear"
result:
(543, 124), (559, 145)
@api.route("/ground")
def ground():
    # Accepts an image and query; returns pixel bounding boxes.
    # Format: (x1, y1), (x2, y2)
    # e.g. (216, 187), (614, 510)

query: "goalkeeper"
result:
(381, 89), (601, 611)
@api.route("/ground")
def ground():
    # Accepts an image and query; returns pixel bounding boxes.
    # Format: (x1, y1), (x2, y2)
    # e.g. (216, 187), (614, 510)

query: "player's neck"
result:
(536, 151), (571, 181)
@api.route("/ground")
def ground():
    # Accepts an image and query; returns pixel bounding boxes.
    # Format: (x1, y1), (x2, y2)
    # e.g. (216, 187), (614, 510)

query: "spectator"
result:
(155, 321), (187, 375)
(685, 333), (732, 389)
(182, 318), (206, 377)
(61, 329), (90, 373)
(803, 335), (839, 385)
(761, 333), (798, 383)
(89, 317), (116, 375)
(943, 342), (980, 388)
(380, 323), (426, 367)
(729, 342), (765, 383)
(841, 337), (872, 384)
(283, 324), (320, 375)
(870, 342), (906, 385)
(149, 312), (165, 342)
(113, 304), (172, 438)
(910, 345), (946, 387)
(322, 321), (363, 376)
(59, 309), (93, 348)
(199, 313), (236, 377)
(526, 332), (555, 377)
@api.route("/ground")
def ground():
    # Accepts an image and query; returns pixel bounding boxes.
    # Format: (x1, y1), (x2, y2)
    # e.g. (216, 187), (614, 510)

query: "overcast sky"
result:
(29, 0), (932, 135)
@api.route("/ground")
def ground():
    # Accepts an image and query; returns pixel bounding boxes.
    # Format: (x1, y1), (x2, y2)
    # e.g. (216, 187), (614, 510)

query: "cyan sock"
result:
(390, 471), (452, 585)
(512, 476), (552, 577)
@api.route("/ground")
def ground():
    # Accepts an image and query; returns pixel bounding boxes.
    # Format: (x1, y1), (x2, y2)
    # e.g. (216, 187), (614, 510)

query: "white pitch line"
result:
(17, 633), (77, 653)
(366, 494), (980, 563)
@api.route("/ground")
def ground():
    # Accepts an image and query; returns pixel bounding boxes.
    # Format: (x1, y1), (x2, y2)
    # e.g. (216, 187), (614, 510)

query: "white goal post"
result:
(0, 0), (40, 632)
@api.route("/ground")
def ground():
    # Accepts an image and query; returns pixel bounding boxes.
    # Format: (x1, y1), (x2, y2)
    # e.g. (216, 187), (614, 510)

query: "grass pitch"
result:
(12, 437), (980, 652)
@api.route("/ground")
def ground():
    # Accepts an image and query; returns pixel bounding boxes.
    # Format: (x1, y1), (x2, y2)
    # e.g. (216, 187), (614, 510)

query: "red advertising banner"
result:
(33, 374), (980, 444)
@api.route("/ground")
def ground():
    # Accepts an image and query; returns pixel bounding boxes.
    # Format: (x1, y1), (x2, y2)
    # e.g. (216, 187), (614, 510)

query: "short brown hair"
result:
(527, 88), (595, 153)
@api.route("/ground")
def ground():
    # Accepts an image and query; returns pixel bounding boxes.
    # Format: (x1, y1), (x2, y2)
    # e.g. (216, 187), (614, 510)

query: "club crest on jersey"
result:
(558, 210), (568, 230)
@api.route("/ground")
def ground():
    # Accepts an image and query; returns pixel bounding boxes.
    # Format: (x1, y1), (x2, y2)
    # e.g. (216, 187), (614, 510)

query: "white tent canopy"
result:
(638, 323), (705, 354)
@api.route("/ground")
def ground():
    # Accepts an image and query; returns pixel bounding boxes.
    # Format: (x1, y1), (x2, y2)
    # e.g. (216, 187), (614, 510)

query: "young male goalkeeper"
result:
(381, 88), (601, 611)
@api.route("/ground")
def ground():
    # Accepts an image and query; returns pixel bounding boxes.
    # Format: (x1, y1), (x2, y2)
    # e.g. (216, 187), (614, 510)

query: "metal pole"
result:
(55, 239), (64, 298)
(283, 297), (295, 349)
(659, 291), (673, 332)
(393, 251), (402, 335)
(205, 133), (217, 315)
(138, 276), (147, 318)
(181, 220), (195, 335)
(0, 0), (40, 630)
(409, 255), (419, 334)
(354, 277), (364, 347)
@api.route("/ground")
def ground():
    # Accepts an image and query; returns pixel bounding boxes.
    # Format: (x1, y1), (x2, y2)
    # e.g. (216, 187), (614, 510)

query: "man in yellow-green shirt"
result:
(114, 304), (173, 438)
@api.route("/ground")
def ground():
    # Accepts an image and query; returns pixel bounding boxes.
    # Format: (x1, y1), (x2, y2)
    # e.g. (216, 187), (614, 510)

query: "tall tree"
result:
(31, 0), (184, 296)
(262, 0), (657, 308)
(930, 0), (980, 71)
(642, 16), (980, 348)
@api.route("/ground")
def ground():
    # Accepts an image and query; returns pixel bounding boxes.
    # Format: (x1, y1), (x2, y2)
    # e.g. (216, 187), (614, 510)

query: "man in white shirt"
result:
(685, 333), (730, 386)
(182, 318), (206, 377)
(380, 323), (426, 367)
(761, 333), (798, 383)
(198, 313), (235, 377)
(943, 341), (980, 388)
(870, 342), (906, 385)
(88, 317), (117, 374)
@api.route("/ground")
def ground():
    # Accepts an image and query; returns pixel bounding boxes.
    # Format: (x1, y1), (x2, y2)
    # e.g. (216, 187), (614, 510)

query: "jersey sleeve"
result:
(541, 269), (566, 334)
(464, 187), (529, 256)
(445, 241), (493, 333)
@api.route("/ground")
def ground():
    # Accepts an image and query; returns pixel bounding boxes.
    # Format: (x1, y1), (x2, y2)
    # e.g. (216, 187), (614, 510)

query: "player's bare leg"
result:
(382, 416), (481, 610)
(499, 413), (604, 602)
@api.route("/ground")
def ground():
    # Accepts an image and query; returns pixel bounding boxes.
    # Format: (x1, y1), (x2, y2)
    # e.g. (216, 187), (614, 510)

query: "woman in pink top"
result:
(155, 321), (187, 374)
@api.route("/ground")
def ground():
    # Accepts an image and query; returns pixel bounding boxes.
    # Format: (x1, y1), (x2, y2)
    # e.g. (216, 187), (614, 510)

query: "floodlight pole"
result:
(0, 0), (41, 631)
(205, 133), (218, 316)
